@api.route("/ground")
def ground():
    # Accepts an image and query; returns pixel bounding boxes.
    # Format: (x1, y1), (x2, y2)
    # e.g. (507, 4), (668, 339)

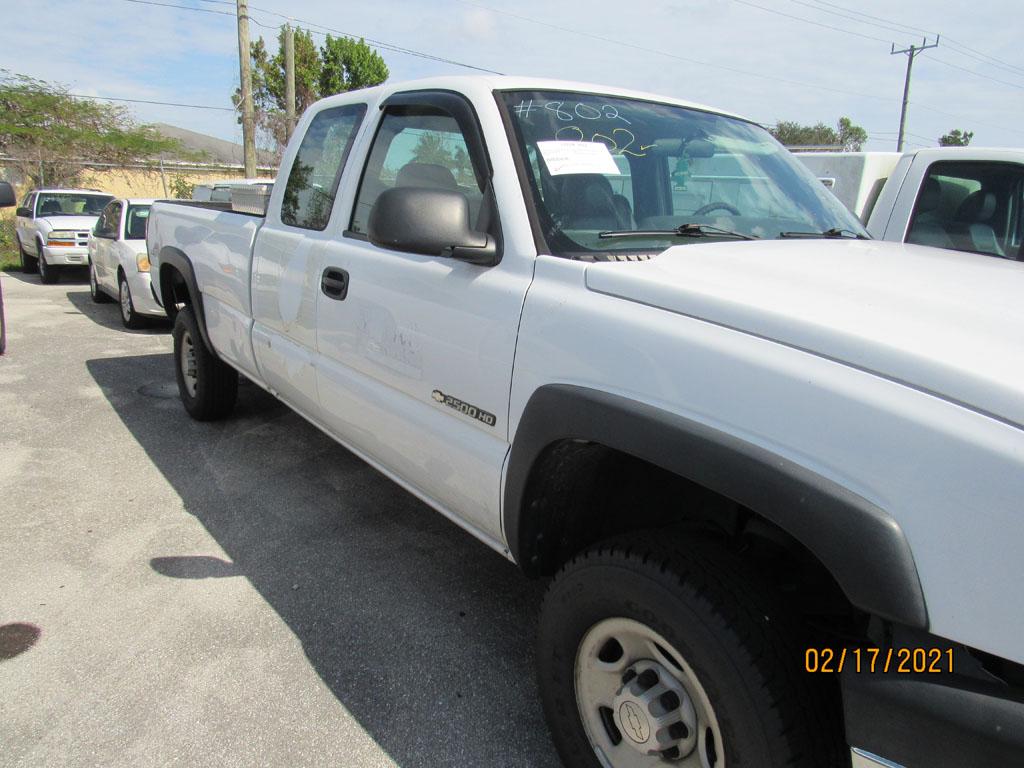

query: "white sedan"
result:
(88, 198), (165, 328)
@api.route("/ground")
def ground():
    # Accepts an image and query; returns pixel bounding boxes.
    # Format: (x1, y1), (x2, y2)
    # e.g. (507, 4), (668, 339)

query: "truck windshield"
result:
(500, 90), (866, 257)
(36, 193), (113, 217)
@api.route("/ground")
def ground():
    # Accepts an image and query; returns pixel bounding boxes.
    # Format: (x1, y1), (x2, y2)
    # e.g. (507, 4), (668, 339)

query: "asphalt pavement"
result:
(0, 268), (560, 767)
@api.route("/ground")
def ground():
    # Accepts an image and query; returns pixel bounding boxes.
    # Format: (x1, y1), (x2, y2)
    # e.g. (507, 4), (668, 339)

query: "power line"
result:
(122, 0), (234, 16)
(792, 0), (928, 40)
(806, 0), (1024, 77)
(111, 0), (503, 74)
(929, 55), (1024, 91)
(457, 0), (889, 103)
(1, 83), (234, 111)
(941, 39), (1024, 78)
(731, 0), (893, 45)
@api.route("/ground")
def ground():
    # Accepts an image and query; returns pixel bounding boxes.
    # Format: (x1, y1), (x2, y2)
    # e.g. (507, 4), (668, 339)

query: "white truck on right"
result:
(146, 76), (1024, 768)
(797, 148), (1023, 261)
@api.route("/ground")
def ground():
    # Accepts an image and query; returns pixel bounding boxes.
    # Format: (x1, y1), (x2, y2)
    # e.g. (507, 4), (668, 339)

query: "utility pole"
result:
(236, 0), (257, 177)
(891, 35), (939, 152)
(284, 23), (296, 144)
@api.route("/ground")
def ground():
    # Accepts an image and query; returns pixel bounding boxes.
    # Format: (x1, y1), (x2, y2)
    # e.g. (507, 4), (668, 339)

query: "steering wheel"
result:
(693, 201), (741, 216)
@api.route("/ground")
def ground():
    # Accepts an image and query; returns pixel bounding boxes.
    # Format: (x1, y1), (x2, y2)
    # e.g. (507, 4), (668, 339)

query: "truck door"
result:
(251, 102), (368, 421)
(314, 90), (534, 545)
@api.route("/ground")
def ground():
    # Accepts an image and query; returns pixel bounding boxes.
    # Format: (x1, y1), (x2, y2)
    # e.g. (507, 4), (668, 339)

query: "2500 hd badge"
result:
(431, 389), (496, 427)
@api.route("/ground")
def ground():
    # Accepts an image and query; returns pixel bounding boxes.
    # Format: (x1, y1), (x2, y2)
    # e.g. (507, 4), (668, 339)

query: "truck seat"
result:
(394, 160), (491, 232)
(556, 174), (631, 231)
(396, 162), (459, 191)
(953, 190), (1005, 258)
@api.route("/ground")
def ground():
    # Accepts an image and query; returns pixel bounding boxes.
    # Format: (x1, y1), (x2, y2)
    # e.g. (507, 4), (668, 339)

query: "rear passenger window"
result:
(349, 111), (484, 235)
(281, 103), (367, 230)
(907, 161), (1024, 260)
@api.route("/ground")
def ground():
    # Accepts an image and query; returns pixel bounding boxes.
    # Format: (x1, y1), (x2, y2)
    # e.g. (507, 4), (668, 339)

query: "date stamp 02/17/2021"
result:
(804, 647), (955, 674)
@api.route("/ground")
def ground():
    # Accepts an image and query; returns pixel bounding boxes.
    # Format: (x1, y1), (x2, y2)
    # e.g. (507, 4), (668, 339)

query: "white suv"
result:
(15, 189), (114, 284)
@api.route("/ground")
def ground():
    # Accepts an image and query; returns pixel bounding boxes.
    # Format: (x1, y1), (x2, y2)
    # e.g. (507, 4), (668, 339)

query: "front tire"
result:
(18, 237), (38, 274)
(172, 306), (237, 421)
(118, 275), (145, 328)
(90, 262), (111, 303)
(37, 244), (59, 284)
(538, 535), (845, 768)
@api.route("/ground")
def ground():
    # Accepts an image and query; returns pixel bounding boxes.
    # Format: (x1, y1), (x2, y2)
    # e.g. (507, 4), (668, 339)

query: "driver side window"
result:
(349, 111), (485, 235)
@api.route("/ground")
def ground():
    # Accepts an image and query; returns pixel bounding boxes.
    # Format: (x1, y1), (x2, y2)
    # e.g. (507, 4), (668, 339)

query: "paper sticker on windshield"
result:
(537, 141), (620, 176)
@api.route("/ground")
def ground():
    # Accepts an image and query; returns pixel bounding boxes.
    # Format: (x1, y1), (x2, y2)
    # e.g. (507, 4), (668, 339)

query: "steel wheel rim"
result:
(120, 281), (132, 322)
(575, 617), (725, 768)
(180, 330), (198, 397)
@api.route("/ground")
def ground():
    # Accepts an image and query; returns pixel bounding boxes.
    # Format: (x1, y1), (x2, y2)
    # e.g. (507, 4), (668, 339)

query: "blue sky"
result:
(2, 0), (1021, 153)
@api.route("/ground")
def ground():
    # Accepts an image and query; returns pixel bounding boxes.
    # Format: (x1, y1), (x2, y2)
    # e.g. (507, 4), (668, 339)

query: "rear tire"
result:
(118, 275), (145, 328)
(37, 243), (59, 284)
(173, 306), (237, 421)
(537, 534), (846, 768)
(18, 238), (38, 274)
(90, 262), (112, 303)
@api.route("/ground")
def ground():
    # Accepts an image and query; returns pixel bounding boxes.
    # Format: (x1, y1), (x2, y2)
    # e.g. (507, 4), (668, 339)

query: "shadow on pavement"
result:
(66, 291), (170, 334)
(0, 623), (41, 661)
(150, 555), (241, 579)
(1, 266), (88, 285)
(86, 352), (557, 767)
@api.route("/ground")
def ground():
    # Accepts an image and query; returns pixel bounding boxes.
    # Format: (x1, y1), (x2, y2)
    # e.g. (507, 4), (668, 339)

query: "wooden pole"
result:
(237, 0), (257, 177)
(284, 23), (296, 144)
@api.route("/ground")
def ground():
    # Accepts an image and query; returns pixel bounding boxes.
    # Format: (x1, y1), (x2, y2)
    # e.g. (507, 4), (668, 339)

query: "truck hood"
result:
(37, 215), (99, 231)
(584, 239), (1024, 428)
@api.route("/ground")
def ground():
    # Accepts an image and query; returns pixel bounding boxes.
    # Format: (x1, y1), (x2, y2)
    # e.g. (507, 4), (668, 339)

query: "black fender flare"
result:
(504, 384), (928, 628)
(157, 246), (215, 354)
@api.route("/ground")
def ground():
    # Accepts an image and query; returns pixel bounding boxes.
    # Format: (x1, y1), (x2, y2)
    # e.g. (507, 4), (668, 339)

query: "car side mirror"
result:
(0, 182), (15, 208)
(367, 187), (498, 266)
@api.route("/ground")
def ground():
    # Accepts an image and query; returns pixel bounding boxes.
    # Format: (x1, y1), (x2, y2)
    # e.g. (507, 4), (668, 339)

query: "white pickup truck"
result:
(797, 148), (1024, 261)
(148, 76), (1024, 768)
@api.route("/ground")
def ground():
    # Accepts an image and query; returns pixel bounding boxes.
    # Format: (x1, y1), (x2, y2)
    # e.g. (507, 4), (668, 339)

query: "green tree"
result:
(239, 28), (388, 156)
(836, 117), (868, 152)
(939, 129), (973, 147)
(319, 35), (389, 95)
(0, 71), (183, 188)
(770, 116), (867, 152)
(168, 175), (194, 199)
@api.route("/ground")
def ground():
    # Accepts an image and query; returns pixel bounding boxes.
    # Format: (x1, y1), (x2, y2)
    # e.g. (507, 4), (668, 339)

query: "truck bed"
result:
(147, 200), (265, 381)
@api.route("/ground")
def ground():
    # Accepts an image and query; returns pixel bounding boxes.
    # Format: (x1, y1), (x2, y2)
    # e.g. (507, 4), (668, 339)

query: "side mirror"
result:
(0, 182), (15, 208)
(367, 187), (498, 266)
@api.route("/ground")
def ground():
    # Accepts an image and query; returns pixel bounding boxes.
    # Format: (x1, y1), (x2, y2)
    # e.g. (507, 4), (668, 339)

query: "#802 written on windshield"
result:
(511, 97), (654, 160)
(537, 141), (621, 176)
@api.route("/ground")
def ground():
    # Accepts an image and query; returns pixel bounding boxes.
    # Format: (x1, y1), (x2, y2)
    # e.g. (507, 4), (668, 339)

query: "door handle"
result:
(321, 267), (349, 300)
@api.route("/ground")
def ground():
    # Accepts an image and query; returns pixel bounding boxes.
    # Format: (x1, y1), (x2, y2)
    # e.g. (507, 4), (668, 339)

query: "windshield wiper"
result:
(598, 223), (758, 241)
(778, 227), (869, 240)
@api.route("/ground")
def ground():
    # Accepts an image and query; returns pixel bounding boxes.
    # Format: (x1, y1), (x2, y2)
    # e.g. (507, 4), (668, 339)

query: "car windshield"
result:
(125, 204), (151, 240)
(500, 90), (866, 258)
(36, 193), (113, 217)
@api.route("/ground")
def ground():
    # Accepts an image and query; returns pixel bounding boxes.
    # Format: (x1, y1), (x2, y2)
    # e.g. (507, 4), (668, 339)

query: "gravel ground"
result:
(0, 268), (561, 768)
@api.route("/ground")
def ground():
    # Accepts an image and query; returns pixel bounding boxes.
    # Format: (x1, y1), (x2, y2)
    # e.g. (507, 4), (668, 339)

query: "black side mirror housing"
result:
(0, 182), (15, 208)
(367, 187), (498, 266)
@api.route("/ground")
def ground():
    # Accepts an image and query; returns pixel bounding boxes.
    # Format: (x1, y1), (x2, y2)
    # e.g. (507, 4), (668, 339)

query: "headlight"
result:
(47, 230), (77, 245)
(136, 253), (151, 273)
